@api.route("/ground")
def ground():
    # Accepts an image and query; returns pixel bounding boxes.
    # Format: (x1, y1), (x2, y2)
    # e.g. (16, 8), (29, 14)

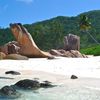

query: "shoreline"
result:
(0, 56), (100, 85)
(0, 68), (100, 87)
(0, 57), (100, 100)
(0, 56), (100, 78)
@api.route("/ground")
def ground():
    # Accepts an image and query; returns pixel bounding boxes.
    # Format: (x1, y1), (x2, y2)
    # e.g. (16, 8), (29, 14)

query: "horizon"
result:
(0, 0), (100, 28)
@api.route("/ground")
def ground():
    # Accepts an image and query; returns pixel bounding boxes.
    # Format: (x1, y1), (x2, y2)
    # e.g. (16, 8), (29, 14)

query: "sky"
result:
(0, 0), (100, 28)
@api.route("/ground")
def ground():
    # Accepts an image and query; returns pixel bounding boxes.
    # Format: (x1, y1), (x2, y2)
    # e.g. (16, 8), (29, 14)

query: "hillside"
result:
(0, 10), (100, 50)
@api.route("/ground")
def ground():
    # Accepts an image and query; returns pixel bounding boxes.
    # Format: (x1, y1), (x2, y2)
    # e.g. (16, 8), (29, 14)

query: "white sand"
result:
(0, 56), (100, 85)
(0, 56), (100, 78)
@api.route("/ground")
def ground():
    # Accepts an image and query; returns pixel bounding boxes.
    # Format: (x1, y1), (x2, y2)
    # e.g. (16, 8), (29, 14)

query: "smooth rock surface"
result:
(71, 75), (78, 79)
(0, 86), (21, 99)
(5, 71), (21, 75)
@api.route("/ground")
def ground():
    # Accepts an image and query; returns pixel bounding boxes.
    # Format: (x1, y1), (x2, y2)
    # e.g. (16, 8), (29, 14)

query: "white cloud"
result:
(16, 0), (33, 4)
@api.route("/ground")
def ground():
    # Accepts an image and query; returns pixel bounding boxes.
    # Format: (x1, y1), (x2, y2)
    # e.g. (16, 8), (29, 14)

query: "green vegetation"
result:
(81, 45), (100, 56)
(0, 28), (15, 45)
(0, 10), (100, 53)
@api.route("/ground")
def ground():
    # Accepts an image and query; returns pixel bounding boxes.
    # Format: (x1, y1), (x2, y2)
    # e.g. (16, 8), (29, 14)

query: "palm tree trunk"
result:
(86, 31), (100, 45)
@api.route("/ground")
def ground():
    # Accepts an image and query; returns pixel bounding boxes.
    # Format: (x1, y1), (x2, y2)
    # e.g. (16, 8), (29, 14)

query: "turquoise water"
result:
(14, 85), (100, 100)
(0, 78), (100, 100)
(0, 80), (100, 100)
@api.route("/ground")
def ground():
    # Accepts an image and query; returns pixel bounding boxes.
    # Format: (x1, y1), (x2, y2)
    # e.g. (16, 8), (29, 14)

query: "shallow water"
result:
(0, 82), (100, 100)
(14, 86), (100, 100)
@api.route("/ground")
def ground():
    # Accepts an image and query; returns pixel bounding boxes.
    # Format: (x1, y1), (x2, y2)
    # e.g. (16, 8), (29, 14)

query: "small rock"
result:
(5, 71), (21, 75)
(47, 56), (55, 60)
(71, 75), (78, 79)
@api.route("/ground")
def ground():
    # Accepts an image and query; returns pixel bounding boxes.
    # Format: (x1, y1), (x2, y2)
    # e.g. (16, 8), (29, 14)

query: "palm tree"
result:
(79, 15), (100, 44)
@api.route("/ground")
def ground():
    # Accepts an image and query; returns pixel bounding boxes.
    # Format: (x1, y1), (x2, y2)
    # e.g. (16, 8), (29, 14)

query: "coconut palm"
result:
(79, 15), (100, 44)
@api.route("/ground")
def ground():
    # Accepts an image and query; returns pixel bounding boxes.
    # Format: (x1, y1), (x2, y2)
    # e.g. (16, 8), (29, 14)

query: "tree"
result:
(79, 15), (100, 44)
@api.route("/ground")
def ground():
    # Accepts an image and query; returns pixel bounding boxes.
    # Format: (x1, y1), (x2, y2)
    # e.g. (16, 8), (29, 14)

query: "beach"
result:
(0, 56), (100, 78)
(0, 57), (100, 100)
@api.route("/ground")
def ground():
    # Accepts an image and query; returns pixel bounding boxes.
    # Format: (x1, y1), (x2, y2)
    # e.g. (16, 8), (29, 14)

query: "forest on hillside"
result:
(0, 10), (100, 50)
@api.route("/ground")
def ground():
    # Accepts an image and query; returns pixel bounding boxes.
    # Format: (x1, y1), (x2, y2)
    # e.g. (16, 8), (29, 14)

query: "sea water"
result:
(0, 80), (100, 100)
(18, 86), (100, 100)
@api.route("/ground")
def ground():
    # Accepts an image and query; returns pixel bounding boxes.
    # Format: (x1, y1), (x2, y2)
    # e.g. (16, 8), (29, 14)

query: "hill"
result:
(0, 10), (100, 51)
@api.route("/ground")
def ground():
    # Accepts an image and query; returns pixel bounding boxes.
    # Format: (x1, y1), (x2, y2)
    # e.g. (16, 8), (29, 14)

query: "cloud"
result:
(16, 0), (33, 4)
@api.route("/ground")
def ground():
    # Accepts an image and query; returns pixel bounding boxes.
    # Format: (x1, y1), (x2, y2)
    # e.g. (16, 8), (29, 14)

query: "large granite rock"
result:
(69, 50), (86, 58)
(0, 41), (20, 55)
(10, 23), (53, 58)
(49, 49), (64, 56)
(64, 34), (80, 51)
(7, 41), (20, 54)
(49, 49), (87, 58)
(0, 41), (29, 60)
(5, 54), (28, 60)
